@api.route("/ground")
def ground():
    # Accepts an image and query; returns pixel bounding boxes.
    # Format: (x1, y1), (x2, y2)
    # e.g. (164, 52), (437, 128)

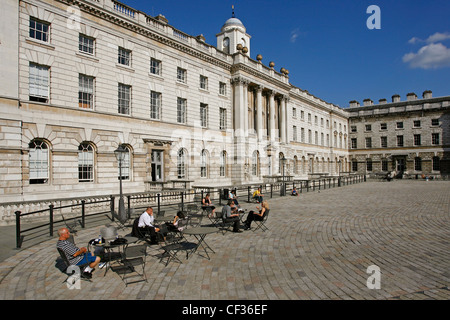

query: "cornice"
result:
(57, 0), (232, 71)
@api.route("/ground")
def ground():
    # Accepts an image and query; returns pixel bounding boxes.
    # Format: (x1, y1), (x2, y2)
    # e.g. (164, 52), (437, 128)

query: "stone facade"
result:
(0, 0), (448, 212)
(347, 92), (450, 177)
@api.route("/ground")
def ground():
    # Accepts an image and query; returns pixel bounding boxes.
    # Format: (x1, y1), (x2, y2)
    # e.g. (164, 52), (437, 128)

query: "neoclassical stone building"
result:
(0, 0), (448, 206)
(347, 92), (450, 177)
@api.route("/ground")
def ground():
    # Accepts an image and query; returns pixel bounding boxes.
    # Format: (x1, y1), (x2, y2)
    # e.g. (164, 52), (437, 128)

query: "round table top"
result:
(93, 236), (138, 248)
(183, 227), (218, 235)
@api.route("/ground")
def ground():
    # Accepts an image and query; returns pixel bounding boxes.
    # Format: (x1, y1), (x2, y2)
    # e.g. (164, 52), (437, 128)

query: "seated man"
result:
(291, 186), (299, 196)
(222, 200), (242, 233)
(138, 206), (160, 244)
(252, 187), (263, 203)
(57, 227), (101, 279)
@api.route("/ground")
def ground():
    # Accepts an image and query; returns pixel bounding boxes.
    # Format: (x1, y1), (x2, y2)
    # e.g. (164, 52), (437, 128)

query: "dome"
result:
(221, 17), (246, 32)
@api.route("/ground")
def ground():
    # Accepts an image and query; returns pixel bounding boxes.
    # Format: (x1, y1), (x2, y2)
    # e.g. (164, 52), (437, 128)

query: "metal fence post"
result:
(15, 211), (22, 249)
(49, 204), (54, 237)
(81, 200), (86, 228)
(110, 195), (115, 221)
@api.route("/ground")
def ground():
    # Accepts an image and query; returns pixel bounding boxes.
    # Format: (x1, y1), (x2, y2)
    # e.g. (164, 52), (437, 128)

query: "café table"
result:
(94, 236), (138, 276)
(183, 227), (218, 260)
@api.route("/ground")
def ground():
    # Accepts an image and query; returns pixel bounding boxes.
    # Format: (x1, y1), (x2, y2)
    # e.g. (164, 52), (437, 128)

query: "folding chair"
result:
(158, 224), (193, 266)
(252, 209), (270, 232)
(57, 248), (92, 283)
(116, 244), (148, 286)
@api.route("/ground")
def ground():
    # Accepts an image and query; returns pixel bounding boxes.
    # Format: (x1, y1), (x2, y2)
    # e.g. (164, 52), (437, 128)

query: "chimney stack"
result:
(407, 92), (417, 101)
(422, 90), (432, 99)
(392, 94), (401, 103)
(349, 100), (360, 108)
(363, 98), (373, 106)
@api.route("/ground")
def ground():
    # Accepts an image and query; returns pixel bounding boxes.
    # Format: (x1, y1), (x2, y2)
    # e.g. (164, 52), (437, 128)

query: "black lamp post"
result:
(281, 155), (287, 196)
(114, 145), (127, 223)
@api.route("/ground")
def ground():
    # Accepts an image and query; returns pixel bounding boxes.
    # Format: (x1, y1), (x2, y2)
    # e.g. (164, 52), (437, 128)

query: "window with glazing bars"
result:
(79, 74), (94, 109)
(79, 34), (94, 54)
(29, 18), (49, 42)
(118, 83), (131, 115)
(150, 91), (161, 120)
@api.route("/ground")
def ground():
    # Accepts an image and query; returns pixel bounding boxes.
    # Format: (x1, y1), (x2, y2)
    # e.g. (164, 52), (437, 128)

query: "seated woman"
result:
(243, 200), (269, 230)
(229, 190), (240, 207)
(202, 193), (216, 217)
(166, 211), (186, 232)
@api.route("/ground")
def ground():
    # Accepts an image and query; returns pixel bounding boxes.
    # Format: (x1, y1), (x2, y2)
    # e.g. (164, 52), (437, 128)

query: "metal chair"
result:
(57, 248), (92, 283)
(252, 209), (270, 232)
(158, 224), (194, 266)
(119, 244), (148, 286)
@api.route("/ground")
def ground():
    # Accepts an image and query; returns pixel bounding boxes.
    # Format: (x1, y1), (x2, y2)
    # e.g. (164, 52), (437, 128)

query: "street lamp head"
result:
(114, 145), (127, 162)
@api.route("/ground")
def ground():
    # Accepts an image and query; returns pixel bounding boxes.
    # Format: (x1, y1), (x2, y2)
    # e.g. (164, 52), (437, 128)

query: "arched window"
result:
(118, 144), (131, 180)
(78, 142), (94, 182)
(252, 150), (259, 176)
(278, 152), (285, 174)
(200, 149), (208, 178)
(177, 149), (186, 179)
(220, 151), (227, 177)
(29, 139), (49, 184)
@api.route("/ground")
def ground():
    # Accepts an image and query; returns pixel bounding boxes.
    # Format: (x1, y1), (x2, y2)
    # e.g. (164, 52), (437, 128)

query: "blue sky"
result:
(123, 0), (450, 108)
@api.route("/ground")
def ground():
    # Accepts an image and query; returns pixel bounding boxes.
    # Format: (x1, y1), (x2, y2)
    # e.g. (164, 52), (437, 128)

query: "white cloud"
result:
(290, 28), (300, 43)
(426, 32), (450, 44)
(403, 42), (450, 69)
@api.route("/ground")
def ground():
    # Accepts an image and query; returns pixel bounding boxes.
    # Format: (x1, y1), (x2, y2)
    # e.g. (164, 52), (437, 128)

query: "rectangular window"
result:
(365, 137), (372, 148)
(365, 124), (372, 131)
(293, 126), (297, 142)
(413, 120), (421, 128)
(118, 83), (131, 115)
(351, 125), (357, 133)
(200, 75), (208, 90)
(29, 63), (49, 102)
(219, 108), (227, 130)
(293, 108), (297, 118)
(396, 121), (403, 129)
(177, 98), (186, 123)
(382, 159), (388, 171)
(431, 119), (439, 126)
(380, 136), (388, 148)
(29, 17), (49, 42)
(118, 47), (131, 66)
(414, 134), (421, 146)
(177, 67), (186, 83)
(352, 160), (358, 172)
(366, 159), (373, 172)
(78, 74), (94, 109)
(397, 135), (404, 147)
(301, 128), (305, 143)
(150, 58), (161, 75)
(380, 123), (387, 130)
(351, 138), (357, 149)
(79, 34), (94, 55)
(414, 157), (422, 171)
(150, 91), (161, 120)
(200, 103), (208, 127)
(432, 133), (440, 145)
(219, 82), (227, 95)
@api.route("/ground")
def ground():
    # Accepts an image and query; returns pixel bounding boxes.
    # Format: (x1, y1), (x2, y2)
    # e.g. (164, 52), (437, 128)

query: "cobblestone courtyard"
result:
(0, 180), (448, 300)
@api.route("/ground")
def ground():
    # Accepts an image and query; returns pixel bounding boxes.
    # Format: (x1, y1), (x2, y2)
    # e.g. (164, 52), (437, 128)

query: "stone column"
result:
(269, 91), (275, 141)
(280, 96), (286, 143)
(256, 85), (263, 141)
